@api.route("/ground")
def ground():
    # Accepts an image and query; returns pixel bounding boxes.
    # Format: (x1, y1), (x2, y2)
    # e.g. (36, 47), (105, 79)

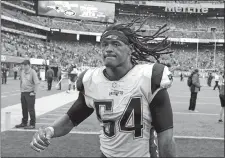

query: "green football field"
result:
(1, 78), (224, 157)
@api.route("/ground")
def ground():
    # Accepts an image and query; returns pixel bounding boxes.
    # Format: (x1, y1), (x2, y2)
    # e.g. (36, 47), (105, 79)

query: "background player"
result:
(66, 64), (78, 93)
(30, 20), (176, 157)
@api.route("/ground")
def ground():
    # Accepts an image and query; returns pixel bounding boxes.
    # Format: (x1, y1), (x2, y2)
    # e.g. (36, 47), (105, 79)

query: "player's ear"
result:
(128, 44), (134, 55)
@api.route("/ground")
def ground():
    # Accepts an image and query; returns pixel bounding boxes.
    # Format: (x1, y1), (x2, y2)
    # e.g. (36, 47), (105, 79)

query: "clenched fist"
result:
(30, 127), (54, 152)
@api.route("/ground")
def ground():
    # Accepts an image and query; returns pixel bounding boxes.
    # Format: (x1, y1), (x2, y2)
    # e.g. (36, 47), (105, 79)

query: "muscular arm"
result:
(51, 70), (94, 138)
(32, 70), (39, 94)
(150, 89), (176, 157)
(150, 63), (176, 157)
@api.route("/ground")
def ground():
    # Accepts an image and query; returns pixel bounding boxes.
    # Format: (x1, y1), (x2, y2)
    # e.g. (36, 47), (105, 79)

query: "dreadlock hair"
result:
(101, 17), (173, 65)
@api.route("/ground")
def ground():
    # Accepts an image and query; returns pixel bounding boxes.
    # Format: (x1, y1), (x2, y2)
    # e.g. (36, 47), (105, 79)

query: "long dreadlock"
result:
(101, 17), (173, 65)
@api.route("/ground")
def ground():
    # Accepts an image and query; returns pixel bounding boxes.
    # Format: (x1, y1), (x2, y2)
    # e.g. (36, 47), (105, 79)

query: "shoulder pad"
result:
(76, 69), (88, 92)
(160, 66), (173, 89)
(151, 63), (165, 94)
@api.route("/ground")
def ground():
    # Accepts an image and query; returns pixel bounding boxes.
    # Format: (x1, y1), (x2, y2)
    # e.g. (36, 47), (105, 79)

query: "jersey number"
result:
(94, 97), (143, 138)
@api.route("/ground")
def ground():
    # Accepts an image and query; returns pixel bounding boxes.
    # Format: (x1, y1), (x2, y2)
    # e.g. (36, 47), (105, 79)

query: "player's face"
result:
(23, 64), (30, 71)
(101, 39), (132, 68)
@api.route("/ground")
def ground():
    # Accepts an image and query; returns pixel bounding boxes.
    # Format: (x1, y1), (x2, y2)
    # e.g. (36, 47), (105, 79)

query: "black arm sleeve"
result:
(150, 63), (173, 133)
(151, 63), (165, 94)
(67, 92), (94, 126)
(67, 69), (94, 126)
(76, 69), (88, 92)
(149, 88), (173, 133)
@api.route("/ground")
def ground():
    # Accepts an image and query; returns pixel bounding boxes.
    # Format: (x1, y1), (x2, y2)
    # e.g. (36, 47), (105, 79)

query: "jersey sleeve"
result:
(160, 66), (173, 88)
(150, 63), (173, 133)
(149, 88), (173, 133)
(76, 69), (88, 93)
(67, 92), (94, 126)
(151, 63), (173, 94)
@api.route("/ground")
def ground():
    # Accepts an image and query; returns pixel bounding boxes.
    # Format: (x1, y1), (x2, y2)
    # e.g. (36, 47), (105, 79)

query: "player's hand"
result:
(30, 127), (54, 152)
(30, 92), (36, 96)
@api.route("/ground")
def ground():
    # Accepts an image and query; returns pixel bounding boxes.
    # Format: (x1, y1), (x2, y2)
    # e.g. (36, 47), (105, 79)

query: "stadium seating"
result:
(1, 1), (224, 70)
(1, 32), (103, 67)
(1, 3), (223, 39)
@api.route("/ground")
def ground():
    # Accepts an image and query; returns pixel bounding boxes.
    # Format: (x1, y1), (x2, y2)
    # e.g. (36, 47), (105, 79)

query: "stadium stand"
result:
(1, 0), (224, 73)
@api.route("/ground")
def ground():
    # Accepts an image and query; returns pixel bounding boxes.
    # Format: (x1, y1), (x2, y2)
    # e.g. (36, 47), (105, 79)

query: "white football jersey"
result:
(82, 64), (172, 157)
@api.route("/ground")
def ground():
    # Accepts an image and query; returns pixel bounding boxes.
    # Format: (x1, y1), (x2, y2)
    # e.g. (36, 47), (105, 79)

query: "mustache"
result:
(103, 54), (117, 58)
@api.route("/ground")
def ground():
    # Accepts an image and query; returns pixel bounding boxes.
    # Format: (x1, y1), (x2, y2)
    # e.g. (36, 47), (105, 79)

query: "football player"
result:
(30, 20), (176, 157)
(66, 64), (78, 93)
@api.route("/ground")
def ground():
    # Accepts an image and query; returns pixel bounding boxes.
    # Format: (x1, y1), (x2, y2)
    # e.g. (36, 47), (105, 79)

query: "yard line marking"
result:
(171, 102), (220, 106)
(1, 96), (7, 98)
(170, 95), (218, 99)
(7, 129), (224, 140)
(39, 118), (57, 121)
(46, 114), (63, 116)
(174, 112), (218, 116)
(49, 111), (67, 114)
(10, 93), (20, 96)
(59, 108), (70, 110)
(173, 136), (224, 140)
(36, 123), (50, 125)
(1, 90), (20, 94)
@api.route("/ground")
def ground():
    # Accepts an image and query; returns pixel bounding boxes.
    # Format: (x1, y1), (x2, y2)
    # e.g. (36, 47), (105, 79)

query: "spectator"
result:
(46, 66), (54, 91)
(13, 65), (19, 80)
(218, 72), (224, 87)
(1, 64), (8, 84)
(189, 69), (201, 112)
(207, 72), (213, 87)
(180, 72), (184, 82)
(15, 60), (39, 129)
(213, 72), (220, 90)
(57, 66), (62, 90)
(66, 64), (78, 93)
(218, 76), (224, 123)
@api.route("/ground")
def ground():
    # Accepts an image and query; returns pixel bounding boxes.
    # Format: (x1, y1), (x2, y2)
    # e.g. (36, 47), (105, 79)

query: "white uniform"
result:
(82, 64), (172, 157)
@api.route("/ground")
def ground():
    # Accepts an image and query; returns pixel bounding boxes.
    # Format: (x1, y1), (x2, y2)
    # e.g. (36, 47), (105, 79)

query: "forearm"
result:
(158, 135), (176, 157)
(51, 114), (74, 138)
(34, 84), (38, 93)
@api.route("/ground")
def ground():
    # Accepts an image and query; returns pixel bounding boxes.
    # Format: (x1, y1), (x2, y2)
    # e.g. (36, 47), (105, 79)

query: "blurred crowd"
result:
(1, 2), (224, 39)
(1, 0), (224, 71)
(160, 45), (224, 71)
(2, 31), (224, 71)
(1, 32), (103, 67)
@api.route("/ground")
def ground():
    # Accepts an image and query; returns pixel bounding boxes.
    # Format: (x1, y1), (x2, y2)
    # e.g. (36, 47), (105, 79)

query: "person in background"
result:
(13, 65), (18, 80)
(213, 72), (220, 90)
(218, 72), (224, 88)
(18, 65), (23, 80)
(1, 64), (8, 84)
(66, 64), (78, 93)
(189, 69), (201, 112)
(207, 72), (213, 87)
(15, 60), (39, 129)
(180, 72), (184, 82)
(57, 67), (62, 90)
(46, 66), (54, 91)
(218, 75), (224, 122)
